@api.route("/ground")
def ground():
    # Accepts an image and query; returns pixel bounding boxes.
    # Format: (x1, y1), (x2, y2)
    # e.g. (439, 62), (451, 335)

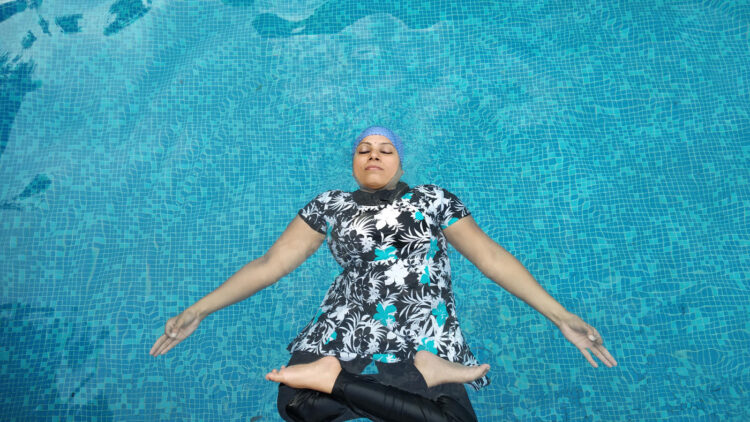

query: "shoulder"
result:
(312, 189), (353, 211)
(412, 184), (456, 198)
(310, 189), (346, 201)
(412, 184), (442, 194)
(413, 185), (469, 213)
(301, 189), (347, 212)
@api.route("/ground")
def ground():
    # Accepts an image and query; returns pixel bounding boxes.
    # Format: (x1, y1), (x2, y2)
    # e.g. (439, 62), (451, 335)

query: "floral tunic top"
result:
(287, 183), (489, 390)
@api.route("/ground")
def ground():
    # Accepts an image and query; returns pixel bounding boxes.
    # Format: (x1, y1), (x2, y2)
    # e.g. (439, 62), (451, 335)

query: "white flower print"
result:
(383, 259), (408, 287)
(288, 185), (489, 391)
(330, 305), (349, 322)
(374, 206), (400, 230)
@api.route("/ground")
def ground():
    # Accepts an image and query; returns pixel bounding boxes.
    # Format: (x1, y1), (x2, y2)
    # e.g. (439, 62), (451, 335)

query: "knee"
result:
(284, 391), (310, 422)
(281, 389), (349, 422)
(436, 395), (478, 422)
(276, 384), (298, 422)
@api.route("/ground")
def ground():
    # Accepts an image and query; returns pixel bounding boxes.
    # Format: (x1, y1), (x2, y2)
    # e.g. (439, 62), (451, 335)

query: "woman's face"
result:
(352, 135), (401, 190)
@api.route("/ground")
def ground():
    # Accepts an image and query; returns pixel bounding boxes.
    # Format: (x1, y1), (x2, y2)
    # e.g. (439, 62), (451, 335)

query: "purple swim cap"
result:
(352, 126), (404, 163)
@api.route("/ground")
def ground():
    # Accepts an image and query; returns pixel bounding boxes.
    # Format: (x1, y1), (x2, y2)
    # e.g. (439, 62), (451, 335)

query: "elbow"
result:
(262, 235), (323, 281)
(474, 243), (511, 282)
(261, 251), (297, 281)
(255, 254), (272, 271)
(245, 254), (281, 289)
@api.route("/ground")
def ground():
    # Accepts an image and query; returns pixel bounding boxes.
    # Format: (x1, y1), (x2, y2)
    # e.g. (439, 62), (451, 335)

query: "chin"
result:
(361, 175), (385, 183)
(363, 181), (387, 190)
(355, 173), (392, 189)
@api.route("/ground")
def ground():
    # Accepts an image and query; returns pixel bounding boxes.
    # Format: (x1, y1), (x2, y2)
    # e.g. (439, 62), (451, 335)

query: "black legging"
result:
(277, 351), (478, 422)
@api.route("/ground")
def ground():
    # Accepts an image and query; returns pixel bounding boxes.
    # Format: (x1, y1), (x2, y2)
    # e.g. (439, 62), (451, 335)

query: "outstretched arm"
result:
(150, 215), (326, 356)
(191, 215), (326, 318)
(443, 216), (568, 324)
(443, 216), (617, 368)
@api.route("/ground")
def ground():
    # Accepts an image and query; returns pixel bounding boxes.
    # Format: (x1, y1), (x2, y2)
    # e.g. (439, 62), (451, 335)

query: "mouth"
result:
(365, 166), (383, 170)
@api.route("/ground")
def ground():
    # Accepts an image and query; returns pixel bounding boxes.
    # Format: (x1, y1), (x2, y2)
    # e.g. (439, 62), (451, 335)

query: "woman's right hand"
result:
(149, 307), (205, 357)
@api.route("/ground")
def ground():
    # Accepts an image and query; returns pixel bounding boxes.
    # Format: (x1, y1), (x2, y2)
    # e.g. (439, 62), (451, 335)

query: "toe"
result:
(266, 372), (280, 382)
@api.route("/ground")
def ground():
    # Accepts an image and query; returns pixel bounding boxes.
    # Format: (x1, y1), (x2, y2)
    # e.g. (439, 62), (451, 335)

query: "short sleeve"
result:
(297, 191), (329, 235)
(435, 186), (471, 230)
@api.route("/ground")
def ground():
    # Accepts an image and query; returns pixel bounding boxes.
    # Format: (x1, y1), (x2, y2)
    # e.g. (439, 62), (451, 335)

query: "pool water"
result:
(1, 0), (748, 420)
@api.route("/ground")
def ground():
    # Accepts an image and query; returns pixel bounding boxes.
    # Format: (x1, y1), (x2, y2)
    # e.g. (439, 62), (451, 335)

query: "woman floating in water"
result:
(150, 126), (617, 421)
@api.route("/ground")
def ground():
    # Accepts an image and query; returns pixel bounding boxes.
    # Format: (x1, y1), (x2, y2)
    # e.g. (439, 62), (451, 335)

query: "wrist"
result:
(548, 307), (571, 327)
(189, 301), (211, 320)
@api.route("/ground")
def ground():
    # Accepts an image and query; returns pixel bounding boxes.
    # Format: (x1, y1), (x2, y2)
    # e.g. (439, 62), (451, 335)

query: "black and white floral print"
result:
(287, 184), (489, 390)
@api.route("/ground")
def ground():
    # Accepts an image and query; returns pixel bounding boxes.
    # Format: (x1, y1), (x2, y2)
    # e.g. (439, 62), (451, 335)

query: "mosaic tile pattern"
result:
(1, 0), (749, 420)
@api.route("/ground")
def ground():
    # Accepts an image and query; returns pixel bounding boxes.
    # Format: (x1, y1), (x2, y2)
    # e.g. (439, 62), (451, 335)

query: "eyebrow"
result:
(359, 141), (394, 147)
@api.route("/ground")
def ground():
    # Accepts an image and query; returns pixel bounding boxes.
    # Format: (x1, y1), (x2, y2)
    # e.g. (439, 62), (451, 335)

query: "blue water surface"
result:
(1, 0), (748, 420)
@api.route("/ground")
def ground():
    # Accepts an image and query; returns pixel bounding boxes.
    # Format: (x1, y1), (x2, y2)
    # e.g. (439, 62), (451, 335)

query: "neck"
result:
(351, 180), (410, 206)
(357, 179), (400, 193)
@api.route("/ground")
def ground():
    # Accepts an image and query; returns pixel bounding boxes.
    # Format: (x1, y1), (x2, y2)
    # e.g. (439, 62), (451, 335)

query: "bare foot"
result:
(265, 356), (342, 394)
(413, 350), (490, 388)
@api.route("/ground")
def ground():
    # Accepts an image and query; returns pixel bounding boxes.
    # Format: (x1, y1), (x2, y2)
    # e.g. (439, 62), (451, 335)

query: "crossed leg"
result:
(268, 351), (489, 422)
(266, 351), (489, 391)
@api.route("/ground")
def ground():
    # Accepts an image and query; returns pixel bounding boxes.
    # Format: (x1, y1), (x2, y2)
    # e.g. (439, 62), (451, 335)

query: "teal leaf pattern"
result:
(288, 184), (487, 391)
(374, 302), (397, 327)
(432, 302), (448, 326)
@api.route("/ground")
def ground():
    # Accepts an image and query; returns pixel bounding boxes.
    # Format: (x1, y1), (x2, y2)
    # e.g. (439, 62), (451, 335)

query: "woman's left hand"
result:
(554, 312), (618, 368)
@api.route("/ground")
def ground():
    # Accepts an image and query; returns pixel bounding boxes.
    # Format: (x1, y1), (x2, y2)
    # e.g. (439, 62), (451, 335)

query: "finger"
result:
(160, 338), (181, 356)
(578, 347), (598, 368)
(150, 335), (168, 356)
(595, 344), (618, 366)
(589, 345), (615, 368)
(157, 337), (179, 356)
(154, 337), (171, 356)
(150, 335), (162, 355)
(155, 335), (175, 356)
